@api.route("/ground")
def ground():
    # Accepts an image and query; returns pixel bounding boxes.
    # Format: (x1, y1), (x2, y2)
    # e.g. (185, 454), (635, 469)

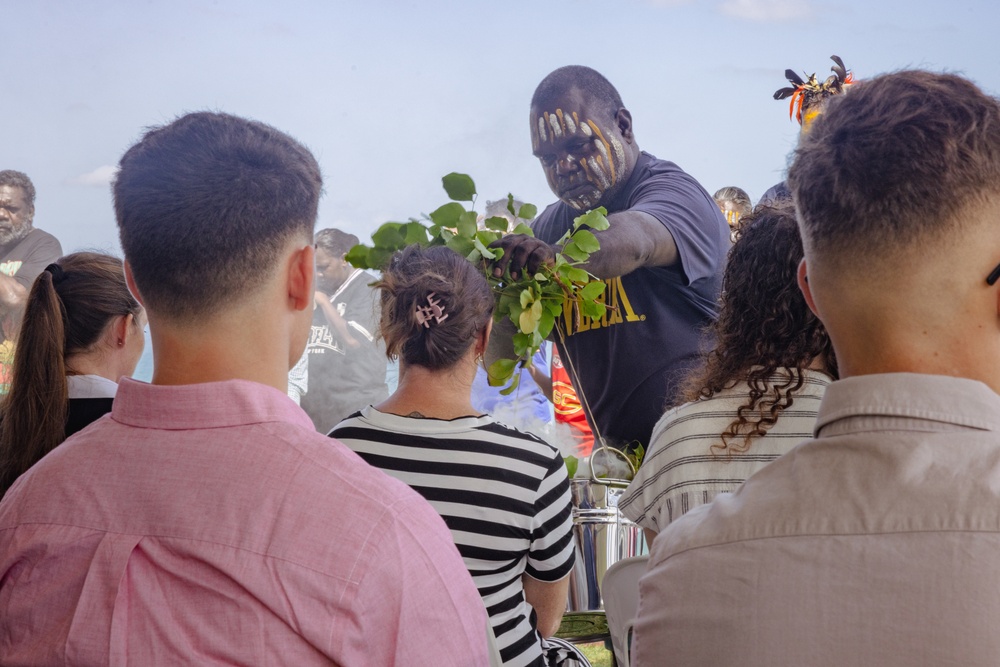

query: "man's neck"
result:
(148, 308), (299, 394)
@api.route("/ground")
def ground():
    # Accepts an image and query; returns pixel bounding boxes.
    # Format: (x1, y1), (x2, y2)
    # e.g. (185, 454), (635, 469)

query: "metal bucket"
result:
(566, 478), (646, 612)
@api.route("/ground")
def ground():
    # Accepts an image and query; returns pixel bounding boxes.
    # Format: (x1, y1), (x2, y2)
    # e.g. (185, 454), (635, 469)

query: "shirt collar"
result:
(66, 374), (119, 399)
(111, 377), (315, 431)
(815, 373), (1000, 437)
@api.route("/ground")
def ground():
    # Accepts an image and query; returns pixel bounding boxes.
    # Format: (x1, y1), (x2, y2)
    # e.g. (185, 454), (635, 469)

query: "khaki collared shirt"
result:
(634, 373), (1000, 666)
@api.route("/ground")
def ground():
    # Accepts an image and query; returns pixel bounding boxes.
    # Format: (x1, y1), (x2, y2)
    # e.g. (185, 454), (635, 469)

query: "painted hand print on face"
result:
(531, 104), (627, 211)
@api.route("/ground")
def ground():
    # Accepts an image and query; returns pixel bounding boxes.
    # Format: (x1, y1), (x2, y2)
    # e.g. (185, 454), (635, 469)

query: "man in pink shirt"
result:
(634, 72), (1000, 664)
(0, 112), (489, 665)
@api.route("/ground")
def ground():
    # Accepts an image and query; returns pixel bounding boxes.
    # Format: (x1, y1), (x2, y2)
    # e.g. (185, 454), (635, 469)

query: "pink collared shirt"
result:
(0, 378), (488, 666)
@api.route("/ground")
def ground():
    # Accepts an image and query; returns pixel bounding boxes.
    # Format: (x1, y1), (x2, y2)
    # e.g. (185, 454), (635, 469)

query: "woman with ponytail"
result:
(0, 252), (144, 494)
(332, 245), (587, 667)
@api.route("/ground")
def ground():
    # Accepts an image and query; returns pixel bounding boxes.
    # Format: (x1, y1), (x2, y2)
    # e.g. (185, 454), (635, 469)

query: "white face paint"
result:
(548, 113), (563, 138)
(585, 157), (611, 190)
(532, 104), (630, 211)
(610, 136), (626, 169)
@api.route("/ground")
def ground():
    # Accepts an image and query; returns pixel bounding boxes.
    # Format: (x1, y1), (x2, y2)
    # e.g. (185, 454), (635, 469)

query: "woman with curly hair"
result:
(619, 201), (837, 538)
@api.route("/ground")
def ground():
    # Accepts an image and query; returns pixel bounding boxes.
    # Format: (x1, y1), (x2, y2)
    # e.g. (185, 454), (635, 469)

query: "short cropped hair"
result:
(531, 66), (624, 122)
(788, 70), (1000, 261)
(315, 228), (359, 257)
(0, 171), (36, 212)
(114, 112), (322, 320)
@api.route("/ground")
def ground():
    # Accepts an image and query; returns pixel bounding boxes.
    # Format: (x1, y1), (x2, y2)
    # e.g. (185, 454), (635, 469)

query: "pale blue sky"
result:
(8, 0), (1000, 254)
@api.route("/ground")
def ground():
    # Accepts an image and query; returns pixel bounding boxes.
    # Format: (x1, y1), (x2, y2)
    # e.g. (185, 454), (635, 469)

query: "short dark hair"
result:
(377, 245), (494, 370)
(788, 70), (1000, 261)
(113, 112), (323, 320)
(0, 171), (36, 212)
(315, 228), (359, 256)
(531, 66), (624, 122)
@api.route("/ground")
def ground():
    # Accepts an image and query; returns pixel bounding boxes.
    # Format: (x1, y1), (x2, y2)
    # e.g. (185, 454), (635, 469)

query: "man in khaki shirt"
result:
(634, 70), (1000, 665)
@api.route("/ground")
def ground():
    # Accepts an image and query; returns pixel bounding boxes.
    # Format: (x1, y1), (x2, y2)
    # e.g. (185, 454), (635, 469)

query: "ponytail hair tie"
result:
(44, 263), (68, 285)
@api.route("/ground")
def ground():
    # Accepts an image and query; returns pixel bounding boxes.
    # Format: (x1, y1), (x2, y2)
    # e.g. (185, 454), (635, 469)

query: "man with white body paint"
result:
(491, 65), (729, 450)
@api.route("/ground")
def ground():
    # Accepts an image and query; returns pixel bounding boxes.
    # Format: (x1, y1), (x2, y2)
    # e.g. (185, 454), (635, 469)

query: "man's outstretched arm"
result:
(490, 209), (678, 281)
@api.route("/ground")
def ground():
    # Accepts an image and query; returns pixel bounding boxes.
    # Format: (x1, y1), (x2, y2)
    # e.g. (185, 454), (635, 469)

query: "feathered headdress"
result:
(773, 55), (855, 125)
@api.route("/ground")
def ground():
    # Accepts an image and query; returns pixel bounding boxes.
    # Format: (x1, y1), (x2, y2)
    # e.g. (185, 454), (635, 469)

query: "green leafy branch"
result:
(345, 172), (611, 393)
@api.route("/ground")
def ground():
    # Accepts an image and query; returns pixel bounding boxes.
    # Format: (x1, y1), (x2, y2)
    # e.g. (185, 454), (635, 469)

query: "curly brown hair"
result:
(682, 201), (837, 457)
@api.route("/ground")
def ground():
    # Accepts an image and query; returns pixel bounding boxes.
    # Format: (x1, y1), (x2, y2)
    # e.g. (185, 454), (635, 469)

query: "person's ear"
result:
(477, 318), (493, 357)
(288, 244), (315, 312)
(616, 108), (634, 143)
(797, 259), (820, 317)
(123, 261), (145, 307)
(113, 313), (134, 348)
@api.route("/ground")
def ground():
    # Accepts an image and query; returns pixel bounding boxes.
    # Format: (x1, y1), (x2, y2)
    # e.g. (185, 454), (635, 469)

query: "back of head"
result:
(789, 70), (1000, 272)
(686, 202), (836, 453)
(377, 245), (493, 371)
(0, 252), (140, 493)
(113, 112), (322, 321)
(531, 65), (624, 122)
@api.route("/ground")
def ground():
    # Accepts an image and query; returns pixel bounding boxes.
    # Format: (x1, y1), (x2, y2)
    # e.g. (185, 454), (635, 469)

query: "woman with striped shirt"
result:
(620, 201), (839, 539)
(331, 245), (587, 667)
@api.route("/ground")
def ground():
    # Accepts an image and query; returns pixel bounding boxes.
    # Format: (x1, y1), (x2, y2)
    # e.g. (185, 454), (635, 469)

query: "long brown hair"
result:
(0, 252), (141, 493)
(682, 202), (837, 457)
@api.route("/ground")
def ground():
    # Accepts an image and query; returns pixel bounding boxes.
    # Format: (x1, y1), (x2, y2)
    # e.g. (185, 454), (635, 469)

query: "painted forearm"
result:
(572, 210), (678, 279)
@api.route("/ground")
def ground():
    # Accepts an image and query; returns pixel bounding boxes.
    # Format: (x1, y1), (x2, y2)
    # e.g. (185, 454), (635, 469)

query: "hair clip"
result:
(414, 292), (449, 328)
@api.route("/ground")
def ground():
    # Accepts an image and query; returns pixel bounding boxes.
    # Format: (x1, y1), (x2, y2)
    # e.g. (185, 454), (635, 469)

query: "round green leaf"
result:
(580, 281), (607, 301)
(429, 202), (465, 227)
(442, 173), (477, 202)
(572, 229), (600, 253)
(487, 358), (517, 385)
(517, 203), (538, 220)
(457, 210), (478, 239)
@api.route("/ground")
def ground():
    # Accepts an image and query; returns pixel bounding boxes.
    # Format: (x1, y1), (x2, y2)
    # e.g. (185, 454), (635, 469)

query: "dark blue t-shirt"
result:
(532, 152), (728, 448)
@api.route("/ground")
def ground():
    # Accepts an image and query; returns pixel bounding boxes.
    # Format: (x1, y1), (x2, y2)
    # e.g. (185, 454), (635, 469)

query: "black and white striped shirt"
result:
(619, 369), (830, 532)
(331, 407), (575, 667)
